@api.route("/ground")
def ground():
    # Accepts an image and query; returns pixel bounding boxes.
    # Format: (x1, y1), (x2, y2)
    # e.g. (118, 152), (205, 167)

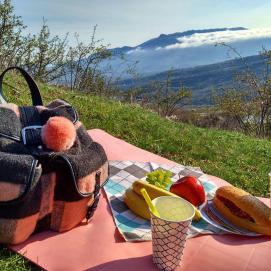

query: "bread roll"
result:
(213, 186), (271, 235)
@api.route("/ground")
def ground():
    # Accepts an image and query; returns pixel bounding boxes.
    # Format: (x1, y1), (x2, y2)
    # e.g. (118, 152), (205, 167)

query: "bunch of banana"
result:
(123, 180), (201, 221)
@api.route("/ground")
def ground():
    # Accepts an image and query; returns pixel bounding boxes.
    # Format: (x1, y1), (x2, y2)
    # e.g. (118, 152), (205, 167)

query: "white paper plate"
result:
(199, 200), (261, 236)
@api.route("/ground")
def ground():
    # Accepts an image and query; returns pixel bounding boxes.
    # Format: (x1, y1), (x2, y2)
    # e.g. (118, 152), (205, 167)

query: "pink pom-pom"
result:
(41, 116), (76, 151)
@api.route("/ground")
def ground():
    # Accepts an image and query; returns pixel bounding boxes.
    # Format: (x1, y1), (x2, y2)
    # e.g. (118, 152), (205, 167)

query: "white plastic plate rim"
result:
(199, 200), (261, 237)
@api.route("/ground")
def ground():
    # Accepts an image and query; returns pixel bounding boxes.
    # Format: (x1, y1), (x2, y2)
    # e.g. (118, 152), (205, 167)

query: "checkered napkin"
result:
(104, 161), (225, 242)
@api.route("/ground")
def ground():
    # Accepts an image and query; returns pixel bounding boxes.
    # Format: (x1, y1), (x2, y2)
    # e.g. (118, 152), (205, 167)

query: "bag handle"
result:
(0, 66), (43, 106)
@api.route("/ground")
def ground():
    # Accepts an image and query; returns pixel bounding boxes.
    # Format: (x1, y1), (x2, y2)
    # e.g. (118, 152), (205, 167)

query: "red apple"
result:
(169, 176), (206, 207)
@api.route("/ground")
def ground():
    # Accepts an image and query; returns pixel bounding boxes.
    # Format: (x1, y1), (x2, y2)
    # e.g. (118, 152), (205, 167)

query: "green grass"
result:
(1, 76), (271, 270)
(0, 246), (40, 271)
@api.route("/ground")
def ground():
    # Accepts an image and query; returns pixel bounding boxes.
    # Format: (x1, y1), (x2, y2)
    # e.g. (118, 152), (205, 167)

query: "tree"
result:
(151, 71), (191, 117)
(0, 1), (118, 97)
(64, 25), (111, 93)
(0, 0), (25, 68)
(214, 48), (271, 137)
(22, 19), (68, 82)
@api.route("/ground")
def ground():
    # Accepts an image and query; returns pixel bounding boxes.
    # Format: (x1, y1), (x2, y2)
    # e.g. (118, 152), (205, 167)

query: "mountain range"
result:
(111, 27), (246, 54)
(102, 27), (271, 78)
(99, 27), (271, 106)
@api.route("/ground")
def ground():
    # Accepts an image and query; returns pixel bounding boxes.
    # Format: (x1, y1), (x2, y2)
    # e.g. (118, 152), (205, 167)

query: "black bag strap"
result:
(0, 66), (43, 106)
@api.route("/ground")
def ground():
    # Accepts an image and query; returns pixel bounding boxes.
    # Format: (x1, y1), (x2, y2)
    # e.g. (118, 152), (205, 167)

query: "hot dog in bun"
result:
(213, 186), (271, 235)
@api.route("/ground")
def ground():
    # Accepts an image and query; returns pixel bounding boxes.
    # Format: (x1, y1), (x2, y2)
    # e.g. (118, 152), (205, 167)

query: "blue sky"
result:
(12, 0), (271, 48)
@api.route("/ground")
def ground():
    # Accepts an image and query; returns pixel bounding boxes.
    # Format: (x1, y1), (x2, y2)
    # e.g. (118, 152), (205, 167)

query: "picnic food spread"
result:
(123, 168), (271, 237)
(213, 186), (271, 235)
(124, 174), (202, 221)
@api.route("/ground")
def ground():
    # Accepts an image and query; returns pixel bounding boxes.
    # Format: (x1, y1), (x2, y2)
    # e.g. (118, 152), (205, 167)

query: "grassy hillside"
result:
(1, 76), (271, 270)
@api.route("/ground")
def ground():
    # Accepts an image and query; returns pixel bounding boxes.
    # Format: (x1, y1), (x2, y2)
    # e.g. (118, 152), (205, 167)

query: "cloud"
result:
(159, 28), (271, 50)
(126, 47), (146, 54)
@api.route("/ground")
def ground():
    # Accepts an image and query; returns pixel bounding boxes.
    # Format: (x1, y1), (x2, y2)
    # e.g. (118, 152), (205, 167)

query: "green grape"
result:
(146, 169), (173, 190)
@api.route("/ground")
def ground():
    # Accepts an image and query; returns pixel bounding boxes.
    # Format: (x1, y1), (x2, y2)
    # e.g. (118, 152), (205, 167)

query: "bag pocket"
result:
(0, 153), (42, 244)
(50, 144), (109, 232)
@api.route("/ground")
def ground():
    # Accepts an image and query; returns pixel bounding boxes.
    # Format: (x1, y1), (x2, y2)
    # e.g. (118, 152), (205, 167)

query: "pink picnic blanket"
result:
(11, 129), (271, 271)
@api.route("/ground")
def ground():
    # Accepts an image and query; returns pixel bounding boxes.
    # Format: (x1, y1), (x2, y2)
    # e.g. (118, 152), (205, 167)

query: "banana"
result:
(123, 188), (150, 220)
(132, 180), (176, 199)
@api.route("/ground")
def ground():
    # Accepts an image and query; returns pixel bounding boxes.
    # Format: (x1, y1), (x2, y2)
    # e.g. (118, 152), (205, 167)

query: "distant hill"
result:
(117, 54), (267, 106)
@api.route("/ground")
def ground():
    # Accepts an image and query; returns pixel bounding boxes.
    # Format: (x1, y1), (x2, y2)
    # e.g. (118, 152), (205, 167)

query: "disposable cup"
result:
(150, 196), (195, 271)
